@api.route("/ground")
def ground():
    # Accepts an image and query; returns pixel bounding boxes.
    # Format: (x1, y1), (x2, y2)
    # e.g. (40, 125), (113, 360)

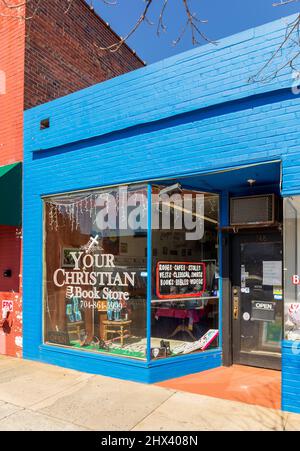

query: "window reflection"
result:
(284, 197), (300, 341)
(44, 185), (148, 359)
(151, 187), (220, 359)
(43, 183), (221, 361)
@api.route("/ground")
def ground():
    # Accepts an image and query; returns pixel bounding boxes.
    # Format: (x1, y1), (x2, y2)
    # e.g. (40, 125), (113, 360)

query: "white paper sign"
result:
(263, 261), (282, 286)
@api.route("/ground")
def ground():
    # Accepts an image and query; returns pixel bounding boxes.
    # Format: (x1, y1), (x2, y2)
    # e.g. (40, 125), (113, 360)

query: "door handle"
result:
(232, 287), (239, 320)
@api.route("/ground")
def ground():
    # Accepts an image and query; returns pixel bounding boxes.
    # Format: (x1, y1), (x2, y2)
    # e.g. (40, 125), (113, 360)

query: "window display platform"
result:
(65, 334), (219, 360)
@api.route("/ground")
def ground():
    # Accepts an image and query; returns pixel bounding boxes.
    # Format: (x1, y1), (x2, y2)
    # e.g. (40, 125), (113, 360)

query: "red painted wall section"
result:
(0, 2), (25, 165)
(0, 3), (24, 357)
(0, 226), (22, 357)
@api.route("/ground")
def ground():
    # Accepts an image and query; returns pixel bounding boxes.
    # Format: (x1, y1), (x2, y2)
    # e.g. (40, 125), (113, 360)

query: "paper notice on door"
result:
(263, 261), (282, 286)
(241, 265), (249, 289)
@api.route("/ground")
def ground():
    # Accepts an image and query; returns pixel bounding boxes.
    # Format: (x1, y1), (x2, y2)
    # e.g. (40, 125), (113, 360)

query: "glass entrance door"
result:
(231, 231), (283, 370)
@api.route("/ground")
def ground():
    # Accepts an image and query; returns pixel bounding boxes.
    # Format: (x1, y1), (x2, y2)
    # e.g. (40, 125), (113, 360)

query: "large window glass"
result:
(44, 185), (148, 359)
(284, 197), (300, 341)
(151, 186), (219, 359)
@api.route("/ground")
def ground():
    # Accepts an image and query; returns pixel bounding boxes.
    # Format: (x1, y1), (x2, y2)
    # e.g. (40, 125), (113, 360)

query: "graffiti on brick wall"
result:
(0, 293), (22, 358)
(0, 226), (23, 358)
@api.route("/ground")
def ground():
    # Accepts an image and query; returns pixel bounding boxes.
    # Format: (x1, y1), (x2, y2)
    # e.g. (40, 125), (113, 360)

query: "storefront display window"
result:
(43, 185), (148, 359)
(44, 182), (221, 361)
(284, 197), (300, 341)
(151, 186), (220, 359)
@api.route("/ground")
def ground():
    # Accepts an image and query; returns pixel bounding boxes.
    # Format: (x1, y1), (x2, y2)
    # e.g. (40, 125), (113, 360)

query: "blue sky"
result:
(92, 0), (300, 63)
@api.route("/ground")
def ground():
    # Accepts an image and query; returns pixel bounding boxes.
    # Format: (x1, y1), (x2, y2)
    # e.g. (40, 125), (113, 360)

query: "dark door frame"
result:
(222, 230), (233, 366)
(222, 226), (283, 369)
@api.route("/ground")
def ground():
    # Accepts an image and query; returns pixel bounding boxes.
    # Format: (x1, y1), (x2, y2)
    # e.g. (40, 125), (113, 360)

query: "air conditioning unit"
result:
(230, 194), (276, 226)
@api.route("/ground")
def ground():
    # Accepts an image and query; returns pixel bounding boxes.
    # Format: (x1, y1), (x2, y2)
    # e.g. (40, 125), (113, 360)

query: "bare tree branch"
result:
(157, 0), (168, 36)
(177, 0), (213, 46)
(273, 0), (299, 5)
(250, 1), (300, 82)
(0, 0), (214, 52)
(3, 0), (299, 82)
(96, 0), (214, 53)
(96, 0), (153, 52)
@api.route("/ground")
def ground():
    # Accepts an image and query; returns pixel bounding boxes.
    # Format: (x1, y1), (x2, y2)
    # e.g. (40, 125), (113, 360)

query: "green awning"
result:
(0, 162), (22, 226)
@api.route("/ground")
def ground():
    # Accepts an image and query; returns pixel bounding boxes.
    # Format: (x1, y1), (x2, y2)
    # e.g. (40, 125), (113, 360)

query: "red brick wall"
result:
(24, 0), (145, 109)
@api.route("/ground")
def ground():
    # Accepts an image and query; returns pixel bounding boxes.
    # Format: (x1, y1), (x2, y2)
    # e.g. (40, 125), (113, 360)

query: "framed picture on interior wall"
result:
(120, 242), (128, 254)
(61, 248), (79, 268)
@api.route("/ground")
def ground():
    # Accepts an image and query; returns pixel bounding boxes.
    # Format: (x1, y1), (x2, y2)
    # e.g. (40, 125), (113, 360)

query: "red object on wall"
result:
(0, 226), (22, 357)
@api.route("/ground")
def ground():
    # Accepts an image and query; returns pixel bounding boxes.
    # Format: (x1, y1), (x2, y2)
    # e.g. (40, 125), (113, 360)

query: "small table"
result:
(155, 308), (204, 341)
(102, 320), (132, 347)
(67, 321), (85, 340)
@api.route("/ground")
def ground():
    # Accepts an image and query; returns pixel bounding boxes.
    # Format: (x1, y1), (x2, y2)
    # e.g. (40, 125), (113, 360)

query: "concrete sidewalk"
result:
(0, 355), (299, 431)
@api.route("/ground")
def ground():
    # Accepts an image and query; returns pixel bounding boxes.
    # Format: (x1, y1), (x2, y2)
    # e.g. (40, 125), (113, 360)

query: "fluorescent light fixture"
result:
(159, 183), (182, 197)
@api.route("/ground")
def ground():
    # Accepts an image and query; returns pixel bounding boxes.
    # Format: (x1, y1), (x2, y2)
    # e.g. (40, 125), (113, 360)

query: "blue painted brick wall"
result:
(24, 15), (300, 406)
(282, 342), (300, 414)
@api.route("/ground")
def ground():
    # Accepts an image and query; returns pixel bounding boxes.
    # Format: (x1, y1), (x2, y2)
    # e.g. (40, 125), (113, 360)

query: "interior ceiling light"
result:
(159, 183), (182, 197)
